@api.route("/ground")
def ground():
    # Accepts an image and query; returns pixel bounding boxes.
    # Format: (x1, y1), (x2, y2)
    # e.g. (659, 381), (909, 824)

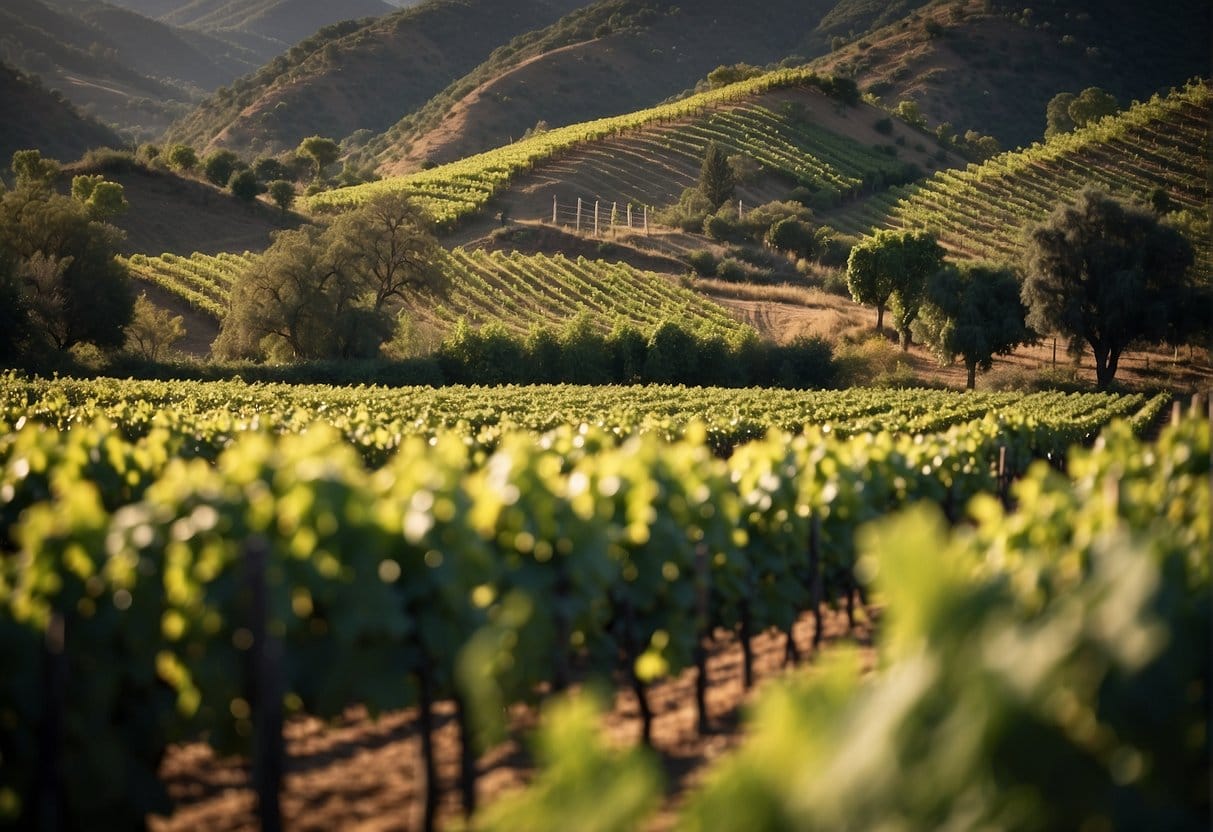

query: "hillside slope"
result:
(162, 0), (589, 157)
(366, 0), (845, 173)
(161, 0), (394, 46)
(313, 69), (952, 229)
(1, 0), (268, 139)
(809, 0), (1212, 151)
(826, 81), (1211, 271)
(0, 63), (123, 163)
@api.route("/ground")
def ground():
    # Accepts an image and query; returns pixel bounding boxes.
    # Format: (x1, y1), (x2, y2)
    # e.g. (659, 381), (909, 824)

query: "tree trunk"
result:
(875, 303), (885, 333)
(899, 328), (911, 351)
(1092, 342), (1112, 389)
(966, 361), (976, 390)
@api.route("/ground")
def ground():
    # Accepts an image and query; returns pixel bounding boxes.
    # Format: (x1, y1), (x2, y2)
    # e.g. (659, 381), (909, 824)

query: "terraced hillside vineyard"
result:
(308, 69), (913, 225)
(123, 248), (743, 337)
(829, 80), (1212, 270)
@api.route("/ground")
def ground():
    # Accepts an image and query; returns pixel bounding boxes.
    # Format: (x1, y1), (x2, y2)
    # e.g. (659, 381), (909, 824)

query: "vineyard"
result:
(829, 80), (1212, 269)
(307, 69), (905, 225)
(2, 376), (1201, 831)
(121, 247), (743, 338)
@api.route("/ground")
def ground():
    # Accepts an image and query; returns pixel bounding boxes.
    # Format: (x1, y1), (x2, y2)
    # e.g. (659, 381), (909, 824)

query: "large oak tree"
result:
(1021, 188), (1195, 389)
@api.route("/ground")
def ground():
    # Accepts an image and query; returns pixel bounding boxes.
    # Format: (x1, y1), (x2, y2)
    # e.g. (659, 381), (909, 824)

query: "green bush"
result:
(687, 249), (717, 276)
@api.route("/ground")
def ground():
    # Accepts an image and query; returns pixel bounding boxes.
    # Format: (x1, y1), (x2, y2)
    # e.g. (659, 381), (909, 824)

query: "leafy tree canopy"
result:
(915, 263), (1031, 389)
(1021, 188), (1194, 388)
(846, 228), (944, 347)
(699, 143), (735, 211)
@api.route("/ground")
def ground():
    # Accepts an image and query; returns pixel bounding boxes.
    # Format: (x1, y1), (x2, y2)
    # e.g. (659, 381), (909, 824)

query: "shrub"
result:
(716, 257), (748, 282)
(874, 117), (894, 135)
(687, 249), (717, 276)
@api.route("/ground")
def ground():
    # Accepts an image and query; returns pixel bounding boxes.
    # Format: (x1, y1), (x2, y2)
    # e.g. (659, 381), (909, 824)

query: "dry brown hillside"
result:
(0, 64), (122, 163)
(810, 0), (1212, 150)
(165, 0), (588, 157)
(373, 0), (837, 173)
(64, 161), (303, 256)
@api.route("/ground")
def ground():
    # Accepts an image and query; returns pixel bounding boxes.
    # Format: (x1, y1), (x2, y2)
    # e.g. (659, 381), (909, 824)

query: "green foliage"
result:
(215, 192), (438, 361)
(10, 149), (59, 186)
(251, 157), (291, 184)
(165, 144), (197, 173)
(124, 293), (184, 362)
(915, 263), (1031, 389)
(846, 228), (943, 344)
(1044, 91), (1077, 137)
(473, 693), (661, 832)
(1067, 86), (1120, 129)
(202, 149), (241, 188)
(706, 63), (765, 89)
(298, 135), (340, 181)
(267, 180), (295, 213)
(766, 218), (816, 259)
(892, 98), (926, 128)
(699, 143), (736, 211)
(227, 169), (263, 202)
(0, 176), (133, 356)
(686, 249), (717, 277)
(1022, 188), (1195, 388)
(70, 175), (128, 220)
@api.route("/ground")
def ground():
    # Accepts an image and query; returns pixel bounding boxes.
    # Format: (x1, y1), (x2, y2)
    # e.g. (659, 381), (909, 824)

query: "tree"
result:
(1044, 92), (1076, 137)
(166, 144), (198, 173)
(915, 263), (1031, 389)
(213, 192), (441, 361)
(252, 157), (290, 184)
(203, 150), (241, 188)
(1067, 87), (1119, 129)
(326, 190), (441, 311)
(846, 229), (944, 347)
(71, 175), (128, 220)
(125, 293), (184, 361)
(11, 149), (59, 186)
(766, 218), (816, 259)
(228, 169), (264, 202)
(267, 180), (295, 214)
(0, 166), (134, 354)
(1022, 188), (1195, 389)
(297, 136), (340, 182)
(214, 226), (385, 361)
(699, 143), (735, 210)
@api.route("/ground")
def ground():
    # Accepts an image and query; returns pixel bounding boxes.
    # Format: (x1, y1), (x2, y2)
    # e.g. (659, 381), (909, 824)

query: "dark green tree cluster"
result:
(0, 151), (133, 363)
(435, 317), (837, 388)
(1021, 188), (1198, 389)
(214, 191), (440, 361)
(1045, 87), (1120, 138)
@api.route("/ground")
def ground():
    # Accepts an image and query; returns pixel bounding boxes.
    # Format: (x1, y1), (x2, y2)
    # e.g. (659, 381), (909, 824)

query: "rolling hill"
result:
(825, 80), (1211, 271)
(0, 63), (123, 163)
(808, 0), (1212, 151)
(161, 0), (590, 157)
(0, 0), (271, 139)
(310, 68), (953, 228)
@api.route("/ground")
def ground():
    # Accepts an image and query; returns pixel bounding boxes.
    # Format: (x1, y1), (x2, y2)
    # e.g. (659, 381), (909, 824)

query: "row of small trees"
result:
(845, 188), (1205, 389)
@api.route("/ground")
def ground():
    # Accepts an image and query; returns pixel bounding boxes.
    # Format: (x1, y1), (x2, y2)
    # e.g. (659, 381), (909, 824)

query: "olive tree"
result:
(1022, 188), (1195, 389)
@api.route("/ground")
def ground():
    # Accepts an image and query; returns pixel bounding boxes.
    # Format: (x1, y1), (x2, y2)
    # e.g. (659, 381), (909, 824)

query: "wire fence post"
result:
(594, 200), (600, 236)
(626, 203), (632, 229)
(611, 201), (618, 233)
(643, 205), (649, 235)
(552, 195), (557, 225)
(738, 199), (744, 220)
(576, 198), (582, 234)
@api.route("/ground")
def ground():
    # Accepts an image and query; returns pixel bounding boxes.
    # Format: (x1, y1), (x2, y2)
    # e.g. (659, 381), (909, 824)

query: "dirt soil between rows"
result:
(149, 605), (877, 831)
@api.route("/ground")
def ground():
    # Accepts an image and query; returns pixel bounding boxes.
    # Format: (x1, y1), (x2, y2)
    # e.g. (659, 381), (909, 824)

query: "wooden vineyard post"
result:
(611, 201), (618, 233)
(643, 205), (649, 235)
(809, 514), (824, 650)
(738, 200), (743, 220)
(552, 195), (557, 225)
(1172, 399), (1183, 427)
(576, 198), (582, 234)
(626, 203), (632, 229)
(245, 536), (284, 832)
(594, 200), (600, 237)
